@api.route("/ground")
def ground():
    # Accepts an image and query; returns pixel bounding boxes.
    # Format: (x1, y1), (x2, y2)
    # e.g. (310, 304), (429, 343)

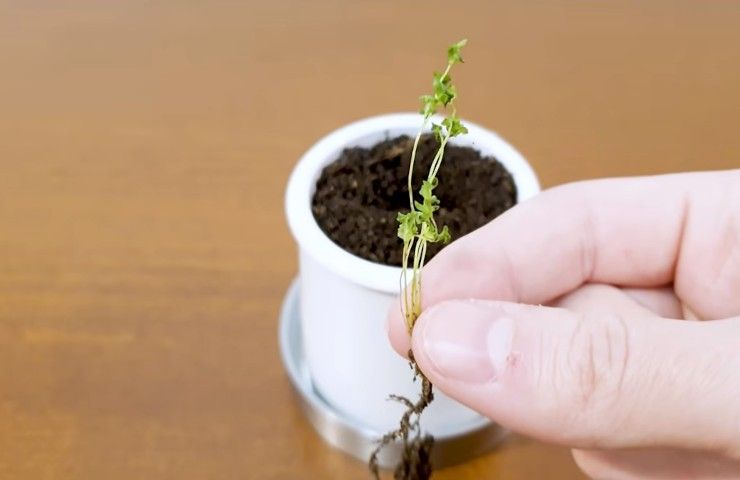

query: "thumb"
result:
(411, 300), (740, 457)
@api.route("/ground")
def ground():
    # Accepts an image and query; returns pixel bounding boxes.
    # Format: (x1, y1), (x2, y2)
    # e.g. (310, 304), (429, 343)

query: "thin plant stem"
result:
(371, 38), (467, 480)
(407, 122), (427, 209)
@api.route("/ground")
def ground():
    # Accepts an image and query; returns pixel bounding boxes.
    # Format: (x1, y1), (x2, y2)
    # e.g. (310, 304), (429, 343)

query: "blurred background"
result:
(1, 1), (738, 478)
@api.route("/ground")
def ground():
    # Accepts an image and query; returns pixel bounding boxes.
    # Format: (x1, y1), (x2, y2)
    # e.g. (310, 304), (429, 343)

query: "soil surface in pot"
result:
(312, 134), (517, 266)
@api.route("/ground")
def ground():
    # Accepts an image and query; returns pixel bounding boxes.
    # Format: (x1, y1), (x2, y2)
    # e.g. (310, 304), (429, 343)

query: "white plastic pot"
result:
(285, 113), (540, 435)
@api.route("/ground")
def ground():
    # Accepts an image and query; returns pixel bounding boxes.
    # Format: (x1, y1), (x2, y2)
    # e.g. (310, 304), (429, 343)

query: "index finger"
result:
(388, 170), (740, 354)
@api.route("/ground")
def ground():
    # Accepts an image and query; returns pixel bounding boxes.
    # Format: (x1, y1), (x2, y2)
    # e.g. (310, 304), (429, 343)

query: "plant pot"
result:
(285, 112), (540, 436)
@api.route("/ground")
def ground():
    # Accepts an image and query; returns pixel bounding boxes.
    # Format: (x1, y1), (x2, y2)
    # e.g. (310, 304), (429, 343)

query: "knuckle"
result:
(557, 313), (632, 433)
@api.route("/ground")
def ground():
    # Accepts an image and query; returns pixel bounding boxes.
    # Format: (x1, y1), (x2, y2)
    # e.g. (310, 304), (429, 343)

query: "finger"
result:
(552, 284), (667, 319)
(573, 448), (740, 480)
(389, 284), (682, 357)
(409, 299), (740, 456)
(388, 170), (740, 357)
(554, 284), (686, 321)
(683, 303), (702, 321)
(621, 287), (684, 319)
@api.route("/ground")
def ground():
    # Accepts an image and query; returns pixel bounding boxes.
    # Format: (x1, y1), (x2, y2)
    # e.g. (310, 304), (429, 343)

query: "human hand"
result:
(387, 170), (740, 479)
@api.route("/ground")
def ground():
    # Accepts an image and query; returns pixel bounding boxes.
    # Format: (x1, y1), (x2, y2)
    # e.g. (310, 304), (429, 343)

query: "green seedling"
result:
(369, 39), (468, 480)
(398, 38), (468, 334)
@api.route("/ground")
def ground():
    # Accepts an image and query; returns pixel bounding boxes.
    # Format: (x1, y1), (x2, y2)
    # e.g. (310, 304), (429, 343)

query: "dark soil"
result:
(312, 134), (517, 266)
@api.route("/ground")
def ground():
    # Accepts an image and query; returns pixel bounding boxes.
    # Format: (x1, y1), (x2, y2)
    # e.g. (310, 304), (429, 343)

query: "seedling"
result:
(369, 39), (468, 480)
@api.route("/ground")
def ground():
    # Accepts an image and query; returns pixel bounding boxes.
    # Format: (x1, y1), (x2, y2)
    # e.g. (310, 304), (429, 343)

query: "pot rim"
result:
(285, 112), (540, 293)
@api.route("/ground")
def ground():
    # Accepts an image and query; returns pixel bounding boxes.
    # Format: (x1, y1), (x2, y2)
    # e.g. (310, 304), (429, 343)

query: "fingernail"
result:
(419, 301), (514, 384)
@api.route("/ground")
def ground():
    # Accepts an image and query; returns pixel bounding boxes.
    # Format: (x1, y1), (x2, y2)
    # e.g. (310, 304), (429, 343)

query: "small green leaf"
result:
(419, 179), (436, 200)
(419, 94), (439, 117)
(436, 225), (451, 244)
(432, 72), (455, 106)
(396, 211), (420, 241)
(418, 223), (437, 242)
(442, 115), (467, 137)
(431, 123), (444, 143)
(447, 38), (468, 64)
(414, 200), (436, 221)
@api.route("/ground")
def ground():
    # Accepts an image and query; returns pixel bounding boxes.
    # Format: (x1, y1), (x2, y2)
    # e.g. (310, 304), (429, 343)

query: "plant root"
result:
(369, 351), (435, 480)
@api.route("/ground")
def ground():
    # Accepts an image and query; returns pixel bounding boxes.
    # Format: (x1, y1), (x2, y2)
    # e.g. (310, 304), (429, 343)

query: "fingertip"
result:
(409, 299), (516, 386)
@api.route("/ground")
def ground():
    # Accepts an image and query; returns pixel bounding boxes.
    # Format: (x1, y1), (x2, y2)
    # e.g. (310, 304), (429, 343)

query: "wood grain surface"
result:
(1, 1), (739, 478)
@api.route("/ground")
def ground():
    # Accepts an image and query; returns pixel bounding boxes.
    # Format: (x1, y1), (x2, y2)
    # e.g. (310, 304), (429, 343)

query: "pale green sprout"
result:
(398, 38), (468, 333)
(369, 39), (470, 480)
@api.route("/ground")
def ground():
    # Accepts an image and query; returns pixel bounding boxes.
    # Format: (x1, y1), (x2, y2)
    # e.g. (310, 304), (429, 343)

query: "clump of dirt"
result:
(312, 134), (517, 266)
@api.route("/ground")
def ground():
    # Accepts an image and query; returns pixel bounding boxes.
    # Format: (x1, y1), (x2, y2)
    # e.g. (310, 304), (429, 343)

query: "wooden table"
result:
(1, 1), (738, 478)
